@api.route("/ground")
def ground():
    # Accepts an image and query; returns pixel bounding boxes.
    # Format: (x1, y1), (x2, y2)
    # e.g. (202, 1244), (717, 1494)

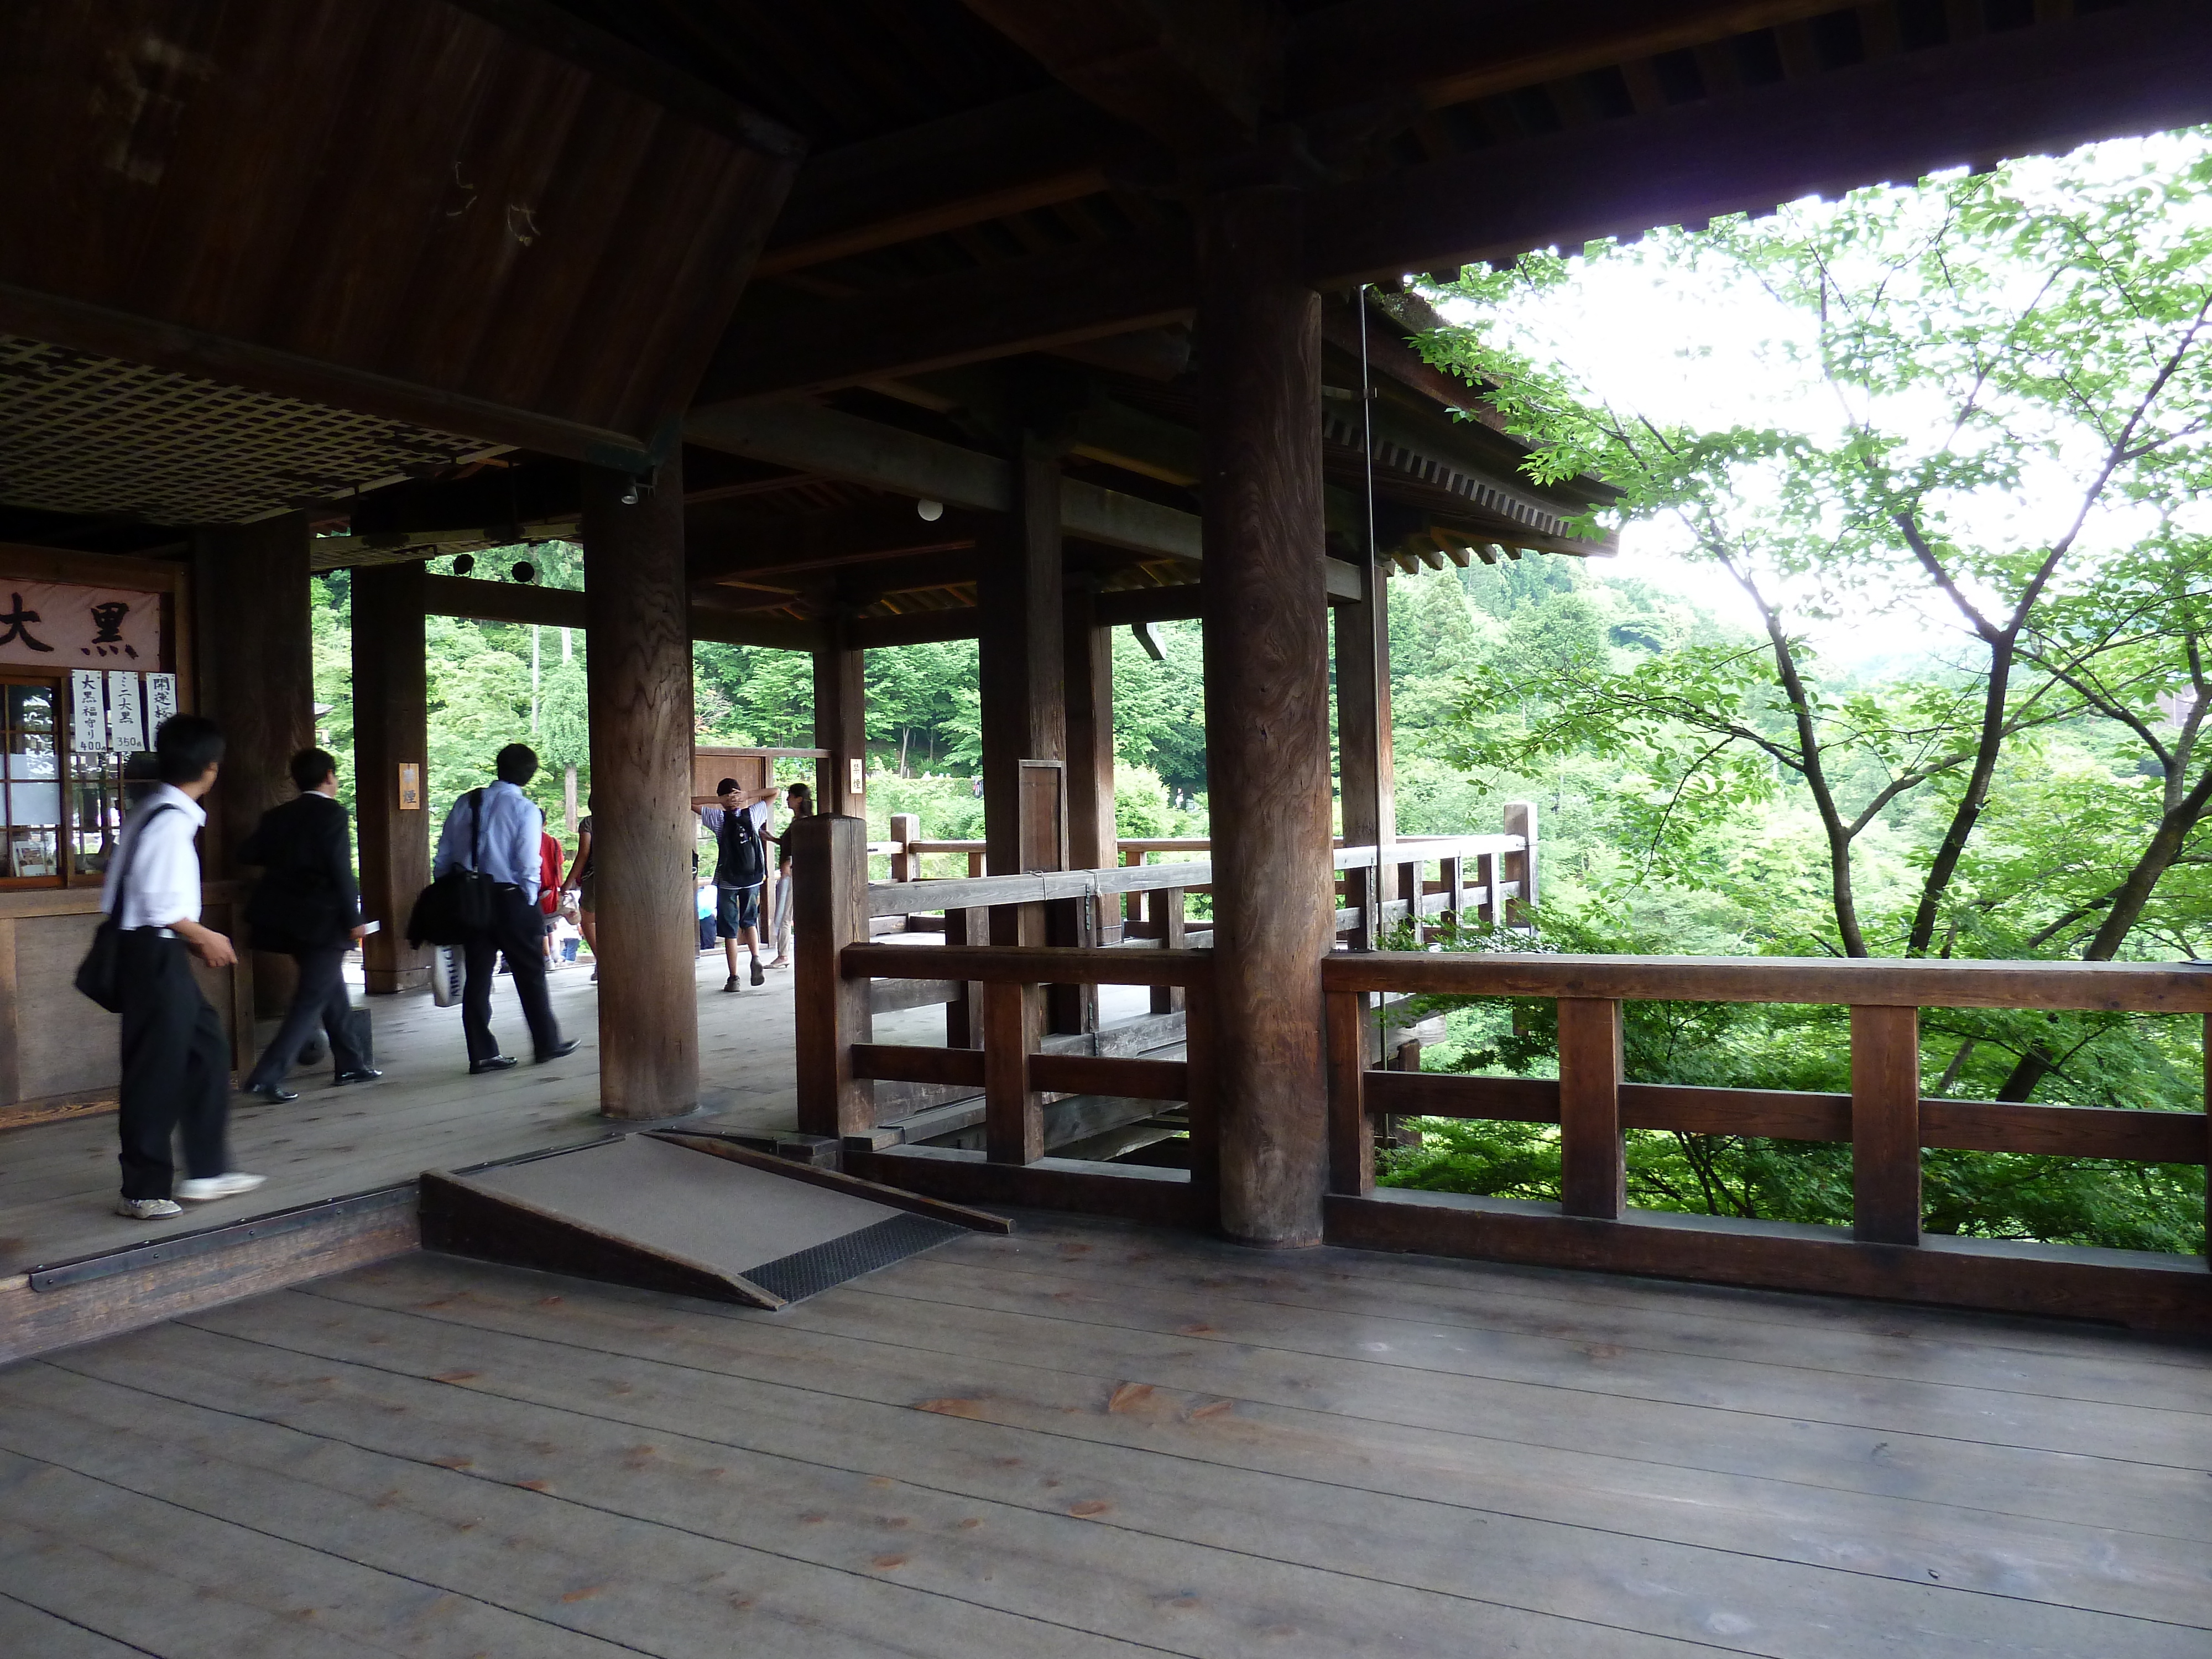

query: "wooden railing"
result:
(1323, 953), (2212, 1332)
(795, 808), (2210, 1331)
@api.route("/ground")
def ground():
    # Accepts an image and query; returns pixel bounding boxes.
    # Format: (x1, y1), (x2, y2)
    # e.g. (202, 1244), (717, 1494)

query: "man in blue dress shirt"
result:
(433, 743), (579, 1074)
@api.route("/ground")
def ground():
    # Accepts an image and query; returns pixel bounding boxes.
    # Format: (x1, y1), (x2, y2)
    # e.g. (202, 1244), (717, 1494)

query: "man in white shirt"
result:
(432, 743), (578, 1072)
(104, 715), (266, 1220)
(695, 776), (778, 992)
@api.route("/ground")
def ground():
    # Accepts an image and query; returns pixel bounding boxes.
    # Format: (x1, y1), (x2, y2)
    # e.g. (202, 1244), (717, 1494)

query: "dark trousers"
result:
(244, 945), (363, 1088)
(116, 930), (232, 1200)
(461, 889), (560, 1064)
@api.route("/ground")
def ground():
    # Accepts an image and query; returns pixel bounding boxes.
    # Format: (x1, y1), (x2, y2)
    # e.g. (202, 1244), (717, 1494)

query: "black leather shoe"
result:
(241, 1083), (299, 1104)
(469, 1055), (519, 1074)
(535, 1038), (582, 1063)
(332, 1067), (383, 1086)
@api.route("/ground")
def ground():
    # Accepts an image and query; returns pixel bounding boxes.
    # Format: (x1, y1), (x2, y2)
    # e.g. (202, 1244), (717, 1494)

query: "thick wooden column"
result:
(1199, 186), (1335, 1247)
(813, 616), (867, 817)
(1050, 578), (1115, 1030)
(1337, 556), (1395, 950)
(980, 436), (1067, 893)
(194, 512), (314, 1018)
(582, 457), (698, 1120)
(792, 812), (873, 1139)
(350, 562), (431, 993)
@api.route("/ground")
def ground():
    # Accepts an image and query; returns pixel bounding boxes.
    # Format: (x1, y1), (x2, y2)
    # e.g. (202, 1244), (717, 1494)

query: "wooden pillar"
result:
(350, 562), (431, 993)
(581, 457), (698, 1120)
(1337, 556), (1395, 950)
(1503, 799), (1538, 926)
(980, 435), (1066, 892)
(793, 813), (873, 1139)
(194, 512), (314, 1019)
(813, 617), (866, 817)
(1051, 578), (1115, 1030)
(1199, 186), (1334, 1247)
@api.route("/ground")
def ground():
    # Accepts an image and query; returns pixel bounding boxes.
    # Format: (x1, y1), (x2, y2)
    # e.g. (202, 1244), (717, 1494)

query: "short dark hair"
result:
(289, 747), (336, 791)
(155, 714), (225, 784)
(716, 776), (741, 796)
(495, 743), (539, 785)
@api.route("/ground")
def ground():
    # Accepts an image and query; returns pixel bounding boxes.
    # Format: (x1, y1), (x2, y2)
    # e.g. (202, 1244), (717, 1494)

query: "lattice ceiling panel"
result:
(0, 335), (500, 526)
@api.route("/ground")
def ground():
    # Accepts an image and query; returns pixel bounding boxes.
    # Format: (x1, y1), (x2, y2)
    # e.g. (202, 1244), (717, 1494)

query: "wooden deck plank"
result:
(851, 1251), (2212, 1465)
(18, 1324), (1714, 1659)
(164, 1270), (2212, 1642)
(0, 1592), (153, 1658)
(952, 1214), (2212, 1402)
(285, 1256), (2212, 1628)
(0, 1447), (625, 1658)
(989, 1210), (2212, 1371)
(0, 1363), (1158, 1659)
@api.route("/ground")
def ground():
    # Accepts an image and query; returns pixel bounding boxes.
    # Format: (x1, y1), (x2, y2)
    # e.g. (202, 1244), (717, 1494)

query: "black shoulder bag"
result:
(406, 789), (499, 946)
(76, 804), (180, 1013)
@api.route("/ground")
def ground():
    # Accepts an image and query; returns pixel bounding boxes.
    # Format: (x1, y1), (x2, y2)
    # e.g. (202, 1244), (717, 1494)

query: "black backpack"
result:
(716, 805), (766, 888)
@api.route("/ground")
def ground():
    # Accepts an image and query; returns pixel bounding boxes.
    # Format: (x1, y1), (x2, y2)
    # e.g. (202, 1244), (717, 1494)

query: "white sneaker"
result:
(115, 1196), (183, 1219)
(175, 1172), (267, 1203)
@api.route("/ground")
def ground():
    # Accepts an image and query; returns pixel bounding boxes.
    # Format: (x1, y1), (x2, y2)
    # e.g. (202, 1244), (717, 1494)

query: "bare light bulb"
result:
(916, 498), (943, 522)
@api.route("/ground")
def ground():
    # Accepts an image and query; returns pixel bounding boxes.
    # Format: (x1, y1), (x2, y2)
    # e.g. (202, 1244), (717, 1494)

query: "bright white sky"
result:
(1426, 131), (2212, 674)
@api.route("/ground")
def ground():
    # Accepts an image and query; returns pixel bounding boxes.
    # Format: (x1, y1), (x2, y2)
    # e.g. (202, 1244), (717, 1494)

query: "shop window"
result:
(1, 680), (61, 883)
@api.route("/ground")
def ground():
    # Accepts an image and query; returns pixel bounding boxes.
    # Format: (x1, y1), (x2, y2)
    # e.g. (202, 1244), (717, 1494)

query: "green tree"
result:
(1425, 132), (2212, 962)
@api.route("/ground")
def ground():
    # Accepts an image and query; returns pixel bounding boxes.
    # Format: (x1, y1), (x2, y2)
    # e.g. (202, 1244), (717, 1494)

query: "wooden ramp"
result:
(421, 1133), (1009, 1310)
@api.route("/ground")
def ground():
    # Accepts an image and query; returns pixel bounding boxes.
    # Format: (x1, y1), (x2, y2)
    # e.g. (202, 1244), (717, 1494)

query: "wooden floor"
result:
(0, 954), (972, 1278)
(2, 1212), (2207, 1657)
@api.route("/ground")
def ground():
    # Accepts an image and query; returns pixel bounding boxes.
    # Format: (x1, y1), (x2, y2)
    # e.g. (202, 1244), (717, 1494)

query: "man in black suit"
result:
(237, 747), (379, 1103)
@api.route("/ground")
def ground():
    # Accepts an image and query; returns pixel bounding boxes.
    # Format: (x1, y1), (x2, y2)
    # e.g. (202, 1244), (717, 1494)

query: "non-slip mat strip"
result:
(744, 1212), (964, 1303)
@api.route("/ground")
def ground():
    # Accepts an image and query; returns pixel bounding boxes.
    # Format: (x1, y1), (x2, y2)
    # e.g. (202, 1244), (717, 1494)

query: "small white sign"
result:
(144, 672), (178, 737)
(107, 671), (145, 753)
(70, 670), (108, 753)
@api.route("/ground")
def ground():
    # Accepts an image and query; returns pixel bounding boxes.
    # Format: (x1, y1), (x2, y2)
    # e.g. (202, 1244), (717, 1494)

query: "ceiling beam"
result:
(756, 88), (1123, 277)
(684, 400), (1203, 561)
(961, 0), (1279, 153)
(422, 572), (822, 650)
(701, 4), (2212, 398)
(696, 231), (1194, 405)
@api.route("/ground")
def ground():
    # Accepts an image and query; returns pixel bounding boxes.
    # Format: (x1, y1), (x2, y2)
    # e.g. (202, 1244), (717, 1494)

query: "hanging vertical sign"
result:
(107, 671), (145, 753)
(143, 672), (177, 738)
(70, 670), (109, 752)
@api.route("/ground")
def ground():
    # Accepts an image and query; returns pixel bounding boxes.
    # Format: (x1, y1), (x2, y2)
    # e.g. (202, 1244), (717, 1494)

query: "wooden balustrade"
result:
(1322, 951), (2212, 1333)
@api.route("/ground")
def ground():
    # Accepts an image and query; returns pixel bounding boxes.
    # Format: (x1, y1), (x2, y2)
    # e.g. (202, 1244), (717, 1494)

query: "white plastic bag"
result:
(431, 943), (465, 1008)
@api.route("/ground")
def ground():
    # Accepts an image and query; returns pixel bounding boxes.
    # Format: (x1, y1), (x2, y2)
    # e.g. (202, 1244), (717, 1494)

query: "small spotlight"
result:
(916, 498), (943, 522)
(512, 561), (536, 585)
(451, 554), (476, 576)
(619, 479), (641, 506)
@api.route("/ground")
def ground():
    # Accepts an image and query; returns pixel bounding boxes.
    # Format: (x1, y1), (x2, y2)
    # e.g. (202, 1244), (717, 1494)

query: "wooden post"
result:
(1147, 885), (1185, 1015)
(1336, 556), (1395, 950)
(983, 978), (1044, 1164)
(581, 457), (698, 1120)
(2203, 1013), (2210, 1260)
(1199, 185), (1334, 1247)
(1503, 800), (1538, 926)
(1558, 997), (1625, 1219)
(1326, 989), (1374, 1197)
(194, 512), (314, 1026)
(1851, 1004), (1922, 1245)
(980, 433), (1066, 919)
(813, 619), (866, 817)
(1056, 577), (1115, 1029)
(945, 905), (985, 1048)
(350, 561), (431, 993)
(888, 812), (920, 882)
(793, 812), (873, 1138)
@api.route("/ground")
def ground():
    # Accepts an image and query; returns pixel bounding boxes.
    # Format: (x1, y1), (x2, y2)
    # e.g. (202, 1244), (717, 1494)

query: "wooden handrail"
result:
(847, 941), (1213, 988)
(1322, 951), (2212, 1013)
